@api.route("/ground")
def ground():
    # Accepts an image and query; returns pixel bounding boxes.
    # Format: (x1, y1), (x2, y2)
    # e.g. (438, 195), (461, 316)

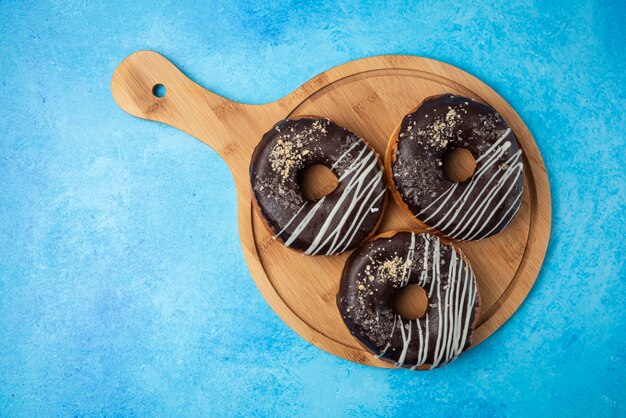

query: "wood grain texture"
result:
(111, 51), (551, 369)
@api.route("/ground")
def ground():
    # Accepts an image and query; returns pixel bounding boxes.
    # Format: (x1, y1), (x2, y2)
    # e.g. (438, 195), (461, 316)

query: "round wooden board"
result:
(111, 51), (551, 369)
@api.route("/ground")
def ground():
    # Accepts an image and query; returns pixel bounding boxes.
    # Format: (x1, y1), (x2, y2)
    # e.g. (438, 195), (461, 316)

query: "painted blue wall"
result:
(0, 1), (624, 416)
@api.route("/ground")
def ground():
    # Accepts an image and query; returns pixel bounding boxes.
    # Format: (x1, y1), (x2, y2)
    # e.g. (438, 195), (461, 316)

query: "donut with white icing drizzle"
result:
(337, 230), (479, 369)
(386, 94), (524, 241)
(250, 117), (387, 255)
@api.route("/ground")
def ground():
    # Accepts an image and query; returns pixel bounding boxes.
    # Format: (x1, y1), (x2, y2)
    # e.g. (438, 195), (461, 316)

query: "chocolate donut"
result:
(387, 94), (524, 241)
(250, 118), (387, 255)
(337, 230), (479, 369)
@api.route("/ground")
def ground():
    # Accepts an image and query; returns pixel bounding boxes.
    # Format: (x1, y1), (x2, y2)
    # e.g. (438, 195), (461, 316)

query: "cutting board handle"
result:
(110, 50), (261, 160)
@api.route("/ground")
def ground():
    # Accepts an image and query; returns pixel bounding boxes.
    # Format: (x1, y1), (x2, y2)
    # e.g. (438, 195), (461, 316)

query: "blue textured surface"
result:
(1, 1), (625, 416)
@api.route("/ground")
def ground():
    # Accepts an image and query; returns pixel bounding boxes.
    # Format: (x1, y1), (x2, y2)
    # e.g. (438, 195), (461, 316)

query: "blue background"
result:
(1, 0), (624, 416)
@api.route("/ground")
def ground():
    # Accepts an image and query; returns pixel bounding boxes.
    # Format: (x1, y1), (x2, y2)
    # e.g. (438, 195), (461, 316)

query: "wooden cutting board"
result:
(111, 51), (551, 368)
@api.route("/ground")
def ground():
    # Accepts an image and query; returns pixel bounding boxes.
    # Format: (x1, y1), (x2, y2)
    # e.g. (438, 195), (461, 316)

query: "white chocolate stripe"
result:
(417, 183), (458, 217)
(480, 191), (522, 238)
(444, 149), (522, 238)
(412, 317), (424, 371)
(456, 156), (522, 240)
(338, 188), (387, 253)
(306, 150), (381, 255)
(421, 315), (428, 367)
(451, 265), (466, 358)
(455, 267), (473, 356)
(452, 260), (466, 356)
(430, 141), (512, 230)
(428, 237), (441, 298)
(462, 161), (523, 240)
(318, 170), (383, 255)
(419, 234), (430, 286)
(444, 251), (458, 361)
(396, 318), (412, 366)
(431, 238), (444, 368)
(282, 197), (326, 247)
(457, 273), (477, 358)
(448, 258), (462, 362)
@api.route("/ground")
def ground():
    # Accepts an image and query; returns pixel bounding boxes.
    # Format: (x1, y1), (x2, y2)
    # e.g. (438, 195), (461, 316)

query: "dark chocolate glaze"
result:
(391, 94), (524, 241)
(337, 231), (479, 369)
(250, 118), (386, 255)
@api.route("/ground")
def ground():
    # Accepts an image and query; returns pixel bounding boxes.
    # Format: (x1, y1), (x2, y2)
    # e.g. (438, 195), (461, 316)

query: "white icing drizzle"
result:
(384, 233), (478, 369)
(274, 143), (385, 255)
(416, 128), (523, 240)
(444, 148), (521, 239)
(458, 155), (523, 240)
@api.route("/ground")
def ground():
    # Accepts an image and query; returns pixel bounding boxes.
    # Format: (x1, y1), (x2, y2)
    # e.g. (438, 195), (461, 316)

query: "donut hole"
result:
(298, 164), (338, 201)
(390, 284), (429, 320)
(442, 147), (476, 183)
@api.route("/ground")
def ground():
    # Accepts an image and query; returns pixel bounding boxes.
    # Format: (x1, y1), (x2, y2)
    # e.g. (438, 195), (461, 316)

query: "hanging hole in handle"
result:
(152, 84), (166, 98)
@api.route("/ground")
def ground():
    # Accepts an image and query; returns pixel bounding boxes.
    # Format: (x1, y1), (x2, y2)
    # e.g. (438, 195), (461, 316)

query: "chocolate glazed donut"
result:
(337, 230), (480, 369)
(250, 118), (387, 255)
(386, 94), (524, 241)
